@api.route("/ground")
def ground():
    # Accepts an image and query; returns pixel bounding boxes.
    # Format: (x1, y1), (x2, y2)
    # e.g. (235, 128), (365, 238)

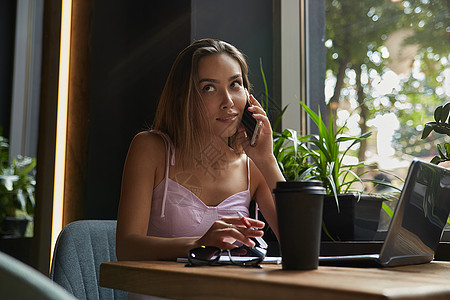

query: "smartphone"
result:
(241, 101), (263, 146)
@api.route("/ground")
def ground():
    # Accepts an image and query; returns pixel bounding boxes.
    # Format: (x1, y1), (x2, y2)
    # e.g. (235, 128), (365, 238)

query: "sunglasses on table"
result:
(187, 245), (267, 268)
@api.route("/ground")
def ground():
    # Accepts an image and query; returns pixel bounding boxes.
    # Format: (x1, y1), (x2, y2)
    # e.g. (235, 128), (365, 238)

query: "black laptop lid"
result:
(379, 160), (450, 266)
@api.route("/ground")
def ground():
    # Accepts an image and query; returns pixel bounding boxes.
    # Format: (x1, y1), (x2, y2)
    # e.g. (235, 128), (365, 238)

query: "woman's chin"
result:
(215, 126), (238, 139)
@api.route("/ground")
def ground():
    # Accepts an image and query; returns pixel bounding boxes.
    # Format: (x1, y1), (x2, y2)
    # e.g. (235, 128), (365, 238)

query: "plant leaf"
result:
(299, 166), (316, 180)
(341, 132), (372, 157)
(447, 103), (450, 124)
(327, 172), (340, 202)
(437, 144), (445, 158)
(421, 123), (435, 139)
(322, 221), (335, 241)
(273, 105), (289, 131)
(382, 202), (394, 219)
(430, 156), (442, 164)
(16, 189), (26, 210)
(441, 103), (450, 124)
(299, 100), (323, 131)
(434, 105), (443, 123)
(374, 168), (406, 184)
(259, 58), (269, 111)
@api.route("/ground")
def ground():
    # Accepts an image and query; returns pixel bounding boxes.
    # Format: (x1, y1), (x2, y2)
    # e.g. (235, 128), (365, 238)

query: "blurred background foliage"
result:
(324, 0), (449, 169)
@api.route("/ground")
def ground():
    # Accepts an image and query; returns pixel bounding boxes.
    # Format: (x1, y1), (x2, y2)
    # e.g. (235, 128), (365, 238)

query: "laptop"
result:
(319, 159), (450, 267)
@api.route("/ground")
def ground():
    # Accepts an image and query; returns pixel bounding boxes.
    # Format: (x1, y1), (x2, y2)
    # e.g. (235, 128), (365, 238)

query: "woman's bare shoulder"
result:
(131, 130), (165, 146)
(127, 131), (167, 162)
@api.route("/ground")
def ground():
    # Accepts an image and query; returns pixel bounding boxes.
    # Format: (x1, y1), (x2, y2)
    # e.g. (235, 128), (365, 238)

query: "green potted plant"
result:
(421, 103), (450, 228)
(421, 103), (450, 164)
(0, 135), (36, 237)
(273, 100), (400, 241)
(273, 128), (312, 181)
(258, 61), (397, 242)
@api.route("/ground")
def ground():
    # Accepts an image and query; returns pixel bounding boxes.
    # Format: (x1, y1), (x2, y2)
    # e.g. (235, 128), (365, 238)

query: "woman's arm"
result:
(116, 131), (197, 260)
(241, 94), (285, 191)
(240, 94), (286, 239)
(250, 161), (280, 239)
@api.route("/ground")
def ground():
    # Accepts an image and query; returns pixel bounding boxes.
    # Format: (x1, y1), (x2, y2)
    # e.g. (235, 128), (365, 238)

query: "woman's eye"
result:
(231, 81), (242, 88)
(203, 85), (215, 92)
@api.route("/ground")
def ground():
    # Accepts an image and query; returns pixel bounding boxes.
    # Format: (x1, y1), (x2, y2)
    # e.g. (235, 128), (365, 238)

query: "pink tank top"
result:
(147, 131), (252, 238)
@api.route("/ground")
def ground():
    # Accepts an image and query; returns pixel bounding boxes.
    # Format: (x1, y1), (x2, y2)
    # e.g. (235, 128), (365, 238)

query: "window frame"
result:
(275, 0), (325, 135)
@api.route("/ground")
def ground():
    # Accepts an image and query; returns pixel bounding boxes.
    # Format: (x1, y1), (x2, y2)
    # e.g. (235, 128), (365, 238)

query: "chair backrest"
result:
(50, 220), (127, 300)
(0, 250), (76, 300)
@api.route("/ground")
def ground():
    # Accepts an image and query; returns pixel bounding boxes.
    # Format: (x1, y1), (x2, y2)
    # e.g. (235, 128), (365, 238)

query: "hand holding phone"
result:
(241, 91), (263, 146)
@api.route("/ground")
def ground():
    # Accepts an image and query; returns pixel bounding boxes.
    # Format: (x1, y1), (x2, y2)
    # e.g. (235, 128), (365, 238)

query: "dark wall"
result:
(85, 1), (191, 219)
(0, 1), (16, 138)
(191, 0), (276, 116)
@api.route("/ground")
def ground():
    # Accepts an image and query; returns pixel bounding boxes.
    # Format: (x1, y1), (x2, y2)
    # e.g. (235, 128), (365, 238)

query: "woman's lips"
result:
(217, 113), (238, 122)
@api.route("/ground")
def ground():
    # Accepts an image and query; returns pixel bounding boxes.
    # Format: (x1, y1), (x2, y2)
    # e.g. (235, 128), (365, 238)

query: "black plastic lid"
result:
(273, 180), (326, 194)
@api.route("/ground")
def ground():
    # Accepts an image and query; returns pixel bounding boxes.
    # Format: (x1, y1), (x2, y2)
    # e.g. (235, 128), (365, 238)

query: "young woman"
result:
(116, 39), (284, 262)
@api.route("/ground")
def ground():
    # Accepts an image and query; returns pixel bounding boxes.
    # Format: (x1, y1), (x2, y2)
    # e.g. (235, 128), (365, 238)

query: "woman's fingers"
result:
(248, 94), (262, 109)
(248, 95), (266, 115)
(198, 218), (265, 249)
(219, 226), (256, 248)
(247, 95), (272, 135)
(220, 216), (265, 229)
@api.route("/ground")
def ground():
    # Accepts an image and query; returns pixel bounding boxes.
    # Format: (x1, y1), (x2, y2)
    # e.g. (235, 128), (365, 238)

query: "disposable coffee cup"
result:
(273, 180), (326, 270)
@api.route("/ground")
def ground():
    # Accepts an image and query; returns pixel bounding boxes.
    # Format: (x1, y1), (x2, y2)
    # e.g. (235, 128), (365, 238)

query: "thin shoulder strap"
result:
(150, 130), (175, 218)
(246, 157), (251, 191)
(247, 157), (259, 219)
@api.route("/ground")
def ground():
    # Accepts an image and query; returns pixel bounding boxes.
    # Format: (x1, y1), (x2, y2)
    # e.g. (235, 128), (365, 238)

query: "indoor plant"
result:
(273, 128), (312, 181)
(421, 102), (450, 164)
(259, 62), (396, 242)
(0, 135), (36, 237)
(421, 103), (450, 227)
(274, 100), (400, 241)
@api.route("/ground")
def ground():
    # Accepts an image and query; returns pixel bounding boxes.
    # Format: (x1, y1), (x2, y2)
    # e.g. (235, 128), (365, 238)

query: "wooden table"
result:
(100, 260), (450, 299)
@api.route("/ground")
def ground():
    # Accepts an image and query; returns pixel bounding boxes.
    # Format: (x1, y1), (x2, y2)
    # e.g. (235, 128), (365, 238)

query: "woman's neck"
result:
(188, 136), (236, 171)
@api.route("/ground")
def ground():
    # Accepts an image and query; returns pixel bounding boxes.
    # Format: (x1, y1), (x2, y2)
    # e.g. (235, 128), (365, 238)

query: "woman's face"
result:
(197, 53), (246, 139)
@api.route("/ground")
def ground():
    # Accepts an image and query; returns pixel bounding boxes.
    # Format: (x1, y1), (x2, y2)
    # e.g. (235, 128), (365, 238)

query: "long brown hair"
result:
(152, 39), (251, 168)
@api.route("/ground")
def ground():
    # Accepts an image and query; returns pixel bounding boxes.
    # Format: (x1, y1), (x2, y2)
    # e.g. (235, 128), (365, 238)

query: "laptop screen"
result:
(380, 160), (450, 265)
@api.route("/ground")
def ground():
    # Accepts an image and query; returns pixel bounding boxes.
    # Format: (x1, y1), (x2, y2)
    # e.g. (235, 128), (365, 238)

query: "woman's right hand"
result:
(195, 217), (265, 250)
(239, 94), (275, 164)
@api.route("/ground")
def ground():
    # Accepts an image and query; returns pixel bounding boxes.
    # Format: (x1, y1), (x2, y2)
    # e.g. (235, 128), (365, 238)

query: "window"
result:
(325, 0), (449, 183)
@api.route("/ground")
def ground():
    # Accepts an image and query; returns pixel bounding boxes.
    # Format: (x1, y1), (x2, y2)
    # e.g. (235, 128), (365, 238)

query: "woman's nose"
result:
(221, 90), (234, 109)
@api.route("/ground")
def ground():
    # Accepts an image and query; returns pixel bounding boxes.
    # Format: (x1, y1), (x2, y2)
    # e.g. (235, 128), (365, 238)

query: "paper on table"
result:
(177, 256), (282, 264)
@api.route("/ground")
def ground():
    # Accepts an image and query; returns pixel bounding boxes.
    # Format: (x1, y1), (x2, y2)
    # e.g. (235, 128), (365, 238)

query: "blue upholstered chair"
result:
(0, 250), (76, 300)
(50, 220), (127, 300)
